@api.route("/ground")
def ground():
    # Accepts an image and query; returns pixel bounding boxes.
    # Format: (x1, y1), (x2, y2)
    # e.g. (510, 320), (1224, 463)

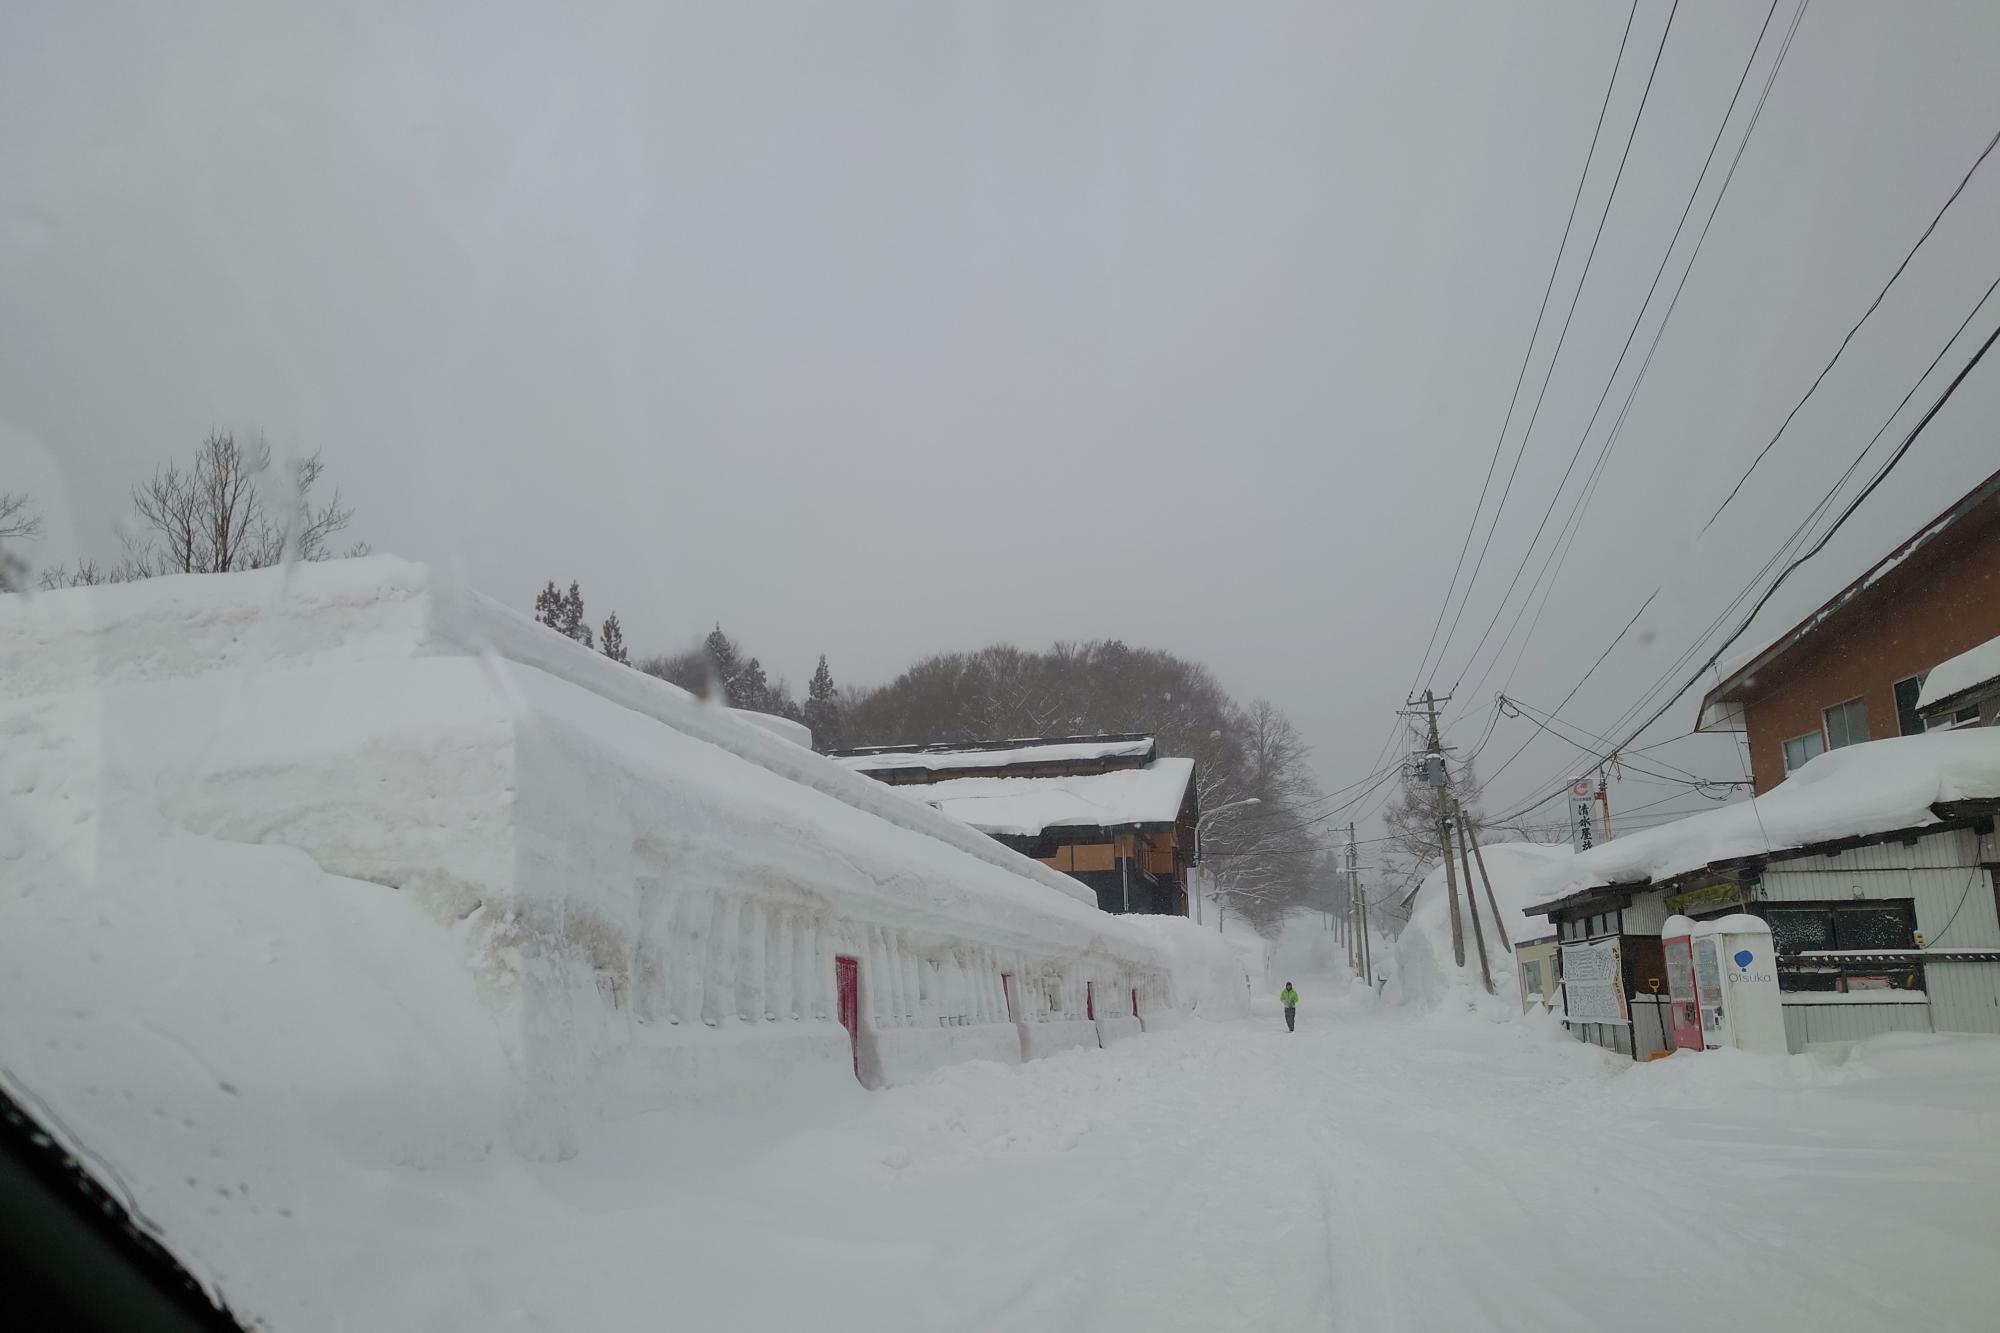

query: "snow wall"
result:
(1385, 841), (1574, 1014)
(0, 558), (1255, 1169)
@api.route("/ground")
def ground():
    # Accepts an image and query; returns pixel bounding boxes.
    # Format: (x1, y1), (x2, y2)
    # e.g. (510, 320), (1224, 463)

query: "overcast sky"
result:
(5, 1), (1998, 856)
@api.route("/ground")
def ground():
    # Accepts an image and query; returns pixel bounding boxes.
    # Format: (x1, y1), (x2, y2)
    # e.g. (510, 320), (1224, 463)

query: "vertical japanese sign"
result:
(1568, 777), (1598, 853)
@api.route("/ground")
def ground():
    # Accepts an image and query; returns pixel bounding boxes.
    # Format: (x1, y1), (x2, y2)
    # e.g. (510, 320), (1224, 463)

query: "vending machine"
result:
(1660, 914), (1705, 1053)
(1660, 913), (1786, 1055)
(1706, 914), (1787, 1055)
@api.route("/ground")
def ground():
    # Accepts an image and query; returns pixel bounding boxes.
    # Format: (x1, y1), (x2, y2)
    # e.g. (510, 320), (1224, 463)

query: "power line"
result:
(1549, 261), (2000, 774)
(1440, 0), (1782, 704)
(1699, 120), (2000, 533)
(1407, 0), (1642, 694)
(1452, 0), (1811, 743)
(1488, 313), (2000, 825)
(1425, 0), (1682, 695)
(1495, 693), (1746, 789)
(1478, 144), (2000, 810)
(1588, 265), (2000, 749)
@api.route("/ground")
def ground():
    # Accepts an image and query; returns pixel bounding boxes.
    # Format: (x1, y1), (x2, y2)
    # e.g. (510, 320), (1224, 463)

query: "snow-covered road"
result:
(344, 979), (2000, 1333)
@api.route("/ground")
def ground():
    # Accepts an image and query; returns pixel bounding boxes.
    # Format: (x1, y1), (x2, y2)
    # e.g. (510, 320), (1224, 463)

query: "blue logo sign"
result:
(1732, 949), (1754, 970)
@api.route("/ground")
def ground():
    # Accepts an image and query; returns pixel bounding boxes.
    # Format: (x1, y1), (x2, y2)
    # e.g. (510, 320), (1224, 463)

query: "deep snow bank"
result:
(0, 559), (1255, 1316)
(1387, 841), (1573, 1013)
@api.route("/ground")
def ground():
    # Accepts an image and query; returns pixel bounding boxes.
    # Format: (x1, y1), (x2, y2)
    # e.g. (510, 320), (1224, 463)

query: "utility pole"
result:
(1404, 688), (1464, 968)
(1357, 872), (1373, 984)
(1344, 820), (1360, 964)
(1439, 810), (1465, 966)
(1465, 816), (1512, 954)
(1347, 822), (1363, 980)
(1597, 765), (1614, 841)
(1453, 804), (1495, 994)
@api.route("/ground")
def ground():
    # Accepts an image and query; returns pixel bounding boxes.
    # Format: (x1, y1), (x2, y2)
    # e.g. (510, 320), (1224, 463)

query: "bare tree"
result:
(0, 491), (41, 592)
(124, 431), (357, 575)
(38, 559), (122, 590)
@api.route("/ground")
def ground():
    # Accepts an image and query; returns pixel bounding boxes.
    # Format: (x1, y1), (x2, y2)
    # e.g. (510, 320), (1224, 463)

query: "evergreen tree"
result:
(734, 656), (771, 712)
(600, 612), (629, 665)
(804, 653), (845, 751)
(534, 580), (564, 632)
(702, 625), (741, 704)
(558, 581), (593, 649)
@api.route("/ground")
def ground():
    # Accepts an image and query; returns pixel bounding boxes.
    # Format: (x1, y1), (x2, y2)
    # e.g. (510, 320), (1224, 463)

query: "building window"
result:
(1759, 900), (1922, 993)
(1930, 703), (1983, 731)
(1822, 696), (1868, 750)
(1894, 675), (1928, 737)
(1782, 730), (1824, 773)
(1521, 960), (1544, 997)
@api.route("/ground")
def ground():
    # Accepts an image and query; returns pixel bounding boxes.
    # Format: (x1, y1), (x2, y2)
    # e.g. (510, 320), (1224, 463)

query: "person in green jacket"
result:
(1280, 982), (1299, 1032)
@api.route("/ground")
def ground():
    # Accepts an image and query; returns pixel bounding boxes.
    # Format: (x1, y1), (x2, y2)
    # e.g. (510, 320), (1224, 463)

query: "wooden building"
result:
(828, 735), (1199, 916)
(1697, 467), (2000, 792)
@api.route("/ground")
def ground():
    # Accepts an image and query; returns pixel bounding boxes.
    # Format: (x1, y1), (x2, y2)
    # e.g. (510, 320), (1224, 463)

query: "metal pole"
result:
(1120, 832), (1130, 914)
(1454, 805), (1494, 994)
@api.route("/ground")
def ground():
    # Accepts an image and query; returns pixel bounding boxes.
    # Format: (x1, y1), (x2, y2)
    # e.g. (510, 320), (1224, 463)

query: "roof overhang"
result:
(1524, 800), (2000, 918)
(1696, 695), (1747, 734)
(1522, 882), (1648, 920)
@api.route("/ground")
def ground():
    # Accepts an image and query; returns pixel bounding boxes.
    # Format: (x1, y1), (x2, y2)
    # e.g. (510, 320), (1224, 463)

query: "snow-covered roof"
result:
(1532, 729), (2000, 908)
(833, 736), (1155, 774)
(1917, 634), (2000, 713)
(909, 758), (1196, 837)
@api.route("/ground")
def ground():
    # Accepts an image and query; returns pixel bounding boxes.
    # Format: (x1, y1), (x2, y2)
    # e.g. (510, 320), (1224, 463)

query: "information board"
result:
(1560, 937), (1626, 1024)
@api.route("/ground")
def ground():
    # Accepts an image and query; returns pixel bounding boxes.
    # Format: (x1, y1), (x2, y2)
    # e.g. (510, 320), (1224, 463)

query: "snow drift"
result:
(0, 558), (1256, 1318)
(1387, 840), (1573, 1012)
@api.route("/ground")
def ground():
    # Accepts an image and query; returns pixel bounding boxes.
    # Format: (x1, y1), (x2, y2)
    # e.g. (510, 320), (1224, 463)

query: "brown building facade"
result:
(1697, 469), (2000, 793)
(825, 735), (1200, 916)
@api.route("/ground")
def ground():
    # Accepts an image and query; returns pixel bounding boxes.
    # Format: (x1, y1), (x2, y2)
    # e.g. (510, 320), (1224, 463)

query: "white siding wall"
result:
(1764, 827), (2000, 1045)
(1783, 1001), (1934, 1048)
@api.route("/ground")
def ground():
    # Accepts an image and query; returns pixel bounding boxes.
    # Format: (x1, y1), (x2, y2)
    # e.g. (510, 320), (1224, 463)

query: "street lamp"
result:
(1192, 796), (1260, 925)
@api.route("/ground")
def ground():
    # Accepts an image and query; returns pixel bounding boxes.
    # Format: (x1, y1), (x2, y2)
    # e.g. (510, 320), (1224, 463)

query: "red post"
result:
(834, 956), (860, 1079)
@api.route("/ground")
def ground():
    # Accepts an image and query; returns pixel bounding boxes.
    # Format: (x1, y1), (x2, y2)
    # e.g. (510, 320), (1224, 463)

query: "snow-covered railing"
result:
(1783, 949), (2000, 962)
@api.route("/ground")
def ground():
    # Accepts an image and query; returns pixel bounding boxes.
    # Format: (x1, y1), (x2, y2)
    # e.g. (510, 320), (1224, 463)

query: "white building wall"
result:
(1762, 827), (2000, 1045)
